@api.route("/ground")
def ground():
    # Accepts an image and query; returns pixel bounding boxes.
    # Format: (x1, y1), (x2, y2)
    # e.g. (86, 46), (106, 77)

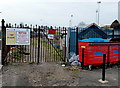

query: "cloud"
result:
(0, 0), (119, 3)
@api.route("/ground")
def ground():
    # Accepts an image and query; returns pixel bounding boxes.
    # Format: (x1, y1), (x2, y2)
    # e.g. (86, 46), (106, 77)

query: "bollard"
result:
(102, 54), (106, 81)
(98, 53), (108, 83)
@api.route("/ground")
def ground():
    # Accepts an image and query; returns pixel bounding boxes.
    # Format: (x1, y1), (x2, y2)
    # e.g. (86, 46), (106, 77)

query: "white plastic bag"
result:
(69, 53), (76, 62)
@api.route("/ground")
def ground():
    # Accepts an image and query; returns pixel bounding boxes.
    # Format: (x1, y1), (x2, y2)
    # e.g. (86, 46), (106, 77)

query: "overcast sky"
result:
(0, 0), (119, 27)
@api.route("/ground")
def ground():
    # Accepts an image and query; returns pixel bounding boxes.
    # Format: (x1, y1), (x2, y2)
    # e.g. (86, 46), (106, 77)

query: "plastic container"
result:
(78, 42), (120, 66)
(109, 43), (120, 64)
(78, 42), (109, 66)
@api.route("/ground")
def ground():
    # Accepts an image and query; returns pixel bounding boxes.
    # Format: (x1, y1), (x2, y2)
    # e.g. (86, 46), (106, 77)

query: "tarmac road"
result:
(7, 74), (31, 86)
(1, 62), (119, 86)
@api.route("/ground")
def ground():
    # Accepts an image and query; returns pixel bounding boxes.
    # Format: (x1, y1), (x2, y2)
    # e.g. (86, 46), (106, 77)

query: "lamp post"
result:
(97, 1), (101, 25)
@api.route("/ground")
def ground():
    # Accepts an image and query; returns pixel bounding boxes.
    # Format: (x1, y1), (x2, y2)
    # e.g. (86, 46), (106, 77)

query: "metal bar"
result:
(30, 25), (33, 62)
(82, 48), (84, 69)
(1, 19), (5, 65)
(28, 42), (30, 63)
(34, 27), (36, 62)
(54, 36), (55, 61)
(40, 26), (41, 62)
(41, 26), (43, 62)
(12, 45), (15, 63)
(76, 27), (78, 55)
(37, 26), (40, 64)
(30, 26), (32, 63)
(35, 25), (37, 63)
(50, 40), (52, 61)
(44, 26), (46, 62)
(56, 27), (59, 61)
(14, 24), (18, 63)
(32, 25), (35, 62)
(54, 28), (57, 61)
(8, 46), (11, 63)
(24, 45), (27, 63)
(43, 27), (45, 62)
(20, 45), (22, 63)
(51, 37), (54, 62)
(64, 28), (67, 62)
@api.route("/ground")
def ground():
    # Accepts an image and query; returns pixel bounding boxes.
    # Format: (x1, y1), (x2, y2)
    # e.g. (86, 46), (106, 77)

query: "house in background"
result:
(110, 20), (120, 29)
(69, 23), (108, 57)
(78, 23), (107, 40)
(102, 20), (120, 40)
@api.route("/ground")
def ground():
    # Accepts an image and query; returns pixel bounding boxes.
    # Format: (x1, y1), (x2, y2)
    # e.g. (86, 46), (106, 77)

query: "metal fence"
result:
(1, 19), (67, 65)
(1, 19), (120, 65)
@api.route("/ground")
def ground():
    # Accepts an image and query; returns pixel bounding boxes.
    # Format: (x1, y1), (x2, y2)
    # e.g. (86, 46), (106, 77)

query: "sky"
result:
(0, 0), (119, 27)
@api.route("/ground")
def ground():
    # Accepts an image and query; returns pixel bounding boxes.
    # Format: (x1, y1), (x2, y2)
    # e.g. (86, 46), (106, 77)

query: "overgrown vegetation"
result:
(9, 46), (25, 60)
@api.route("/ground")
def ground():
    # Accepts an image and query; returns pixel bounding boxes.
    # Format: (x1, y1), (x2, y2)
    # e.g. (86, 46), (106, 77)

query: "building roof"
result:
(110, 20), (120, 29)
(85, 23), (100, 29)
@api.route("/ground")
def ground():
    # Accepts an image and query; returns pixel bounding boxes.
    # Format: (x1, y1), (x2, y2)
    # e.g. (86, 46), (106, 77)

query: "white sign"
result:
(6, 28), (30, 45)
(48, 34), (54, 39)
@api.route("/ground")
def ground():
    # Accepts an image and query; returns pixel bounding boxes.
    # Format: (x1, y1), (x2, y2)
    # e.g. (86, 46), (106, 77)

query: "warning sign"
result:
(6, 31), (16, 45)
(6, 28), (30, 45)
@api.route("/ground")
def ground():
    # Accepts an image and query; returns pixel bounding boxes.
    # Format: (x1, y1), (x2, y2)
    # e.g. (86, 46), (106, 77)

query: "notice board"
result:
(6, 28), (30, 45)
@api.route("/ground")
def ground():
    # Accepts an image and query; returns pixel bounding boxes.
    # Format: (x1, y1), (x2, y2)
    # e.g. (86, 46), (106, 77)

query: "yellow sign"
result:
(81, 46), (86, 48)
(6, 31), (16, 45)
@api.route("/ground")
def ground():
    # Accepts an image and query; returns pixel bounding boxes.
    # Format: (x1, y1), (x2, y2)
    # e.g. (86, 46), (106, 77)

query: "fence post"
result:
(102, 54), (106, 81)
(1, 19), (7, 65)
(64, 27), (67, 62)
(76, 27), (78, 55)
(66, 28), (70, 61)
(37, 26), (40, 64)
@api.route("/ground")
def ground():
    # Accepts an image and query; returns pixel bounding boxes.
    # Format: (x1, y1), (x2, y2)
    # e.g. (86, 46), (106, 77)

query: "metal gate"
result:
(1, 19), (67, 64)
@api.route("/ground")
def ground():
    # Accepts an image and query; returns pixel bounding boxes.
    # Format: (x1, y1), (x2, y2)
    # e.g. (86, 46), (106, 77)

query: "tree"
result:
(78, 21), (86, 27)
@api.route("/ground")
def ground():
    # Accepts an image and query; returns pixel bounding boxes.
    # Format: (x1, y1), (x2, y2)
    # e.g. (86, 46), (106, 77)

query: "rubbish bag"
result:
(69, 53), (76, 62)
(71, 60), (81, 66)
